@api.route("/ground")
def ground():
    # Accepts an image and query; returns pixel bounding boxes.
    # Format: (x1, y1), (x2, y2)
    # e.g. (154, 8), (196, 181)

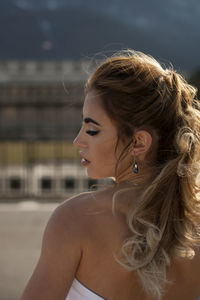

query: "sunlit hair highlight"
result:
(86, 50), (200, 299)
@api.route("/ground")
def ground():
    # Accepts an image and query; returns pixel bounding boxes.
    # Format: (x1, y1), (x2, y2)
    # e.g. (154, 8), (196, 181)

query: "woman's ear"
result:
(131, 130), (152, 157)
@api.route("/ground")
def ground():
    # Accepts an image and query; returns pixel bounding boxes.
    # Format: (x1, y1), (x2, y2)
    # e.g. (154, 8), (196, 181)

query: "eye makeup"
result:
(82, 121), (100, 136)
(86, 129), (99, 136)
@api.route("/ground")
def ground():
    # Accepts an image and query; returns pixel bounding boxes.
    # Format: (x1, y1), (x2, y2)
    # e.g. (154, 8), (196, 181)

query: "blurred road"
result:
(0, 202), (58, 300)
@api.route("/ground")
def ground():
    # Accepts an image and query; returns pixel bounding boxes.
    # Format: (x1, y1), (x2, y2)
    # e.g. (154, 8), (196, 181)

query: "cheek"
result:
(97, 140), (117, 160)
(99, 147), (117, 168)
(90, 135), (117, 158)
(88, 140), (118, 177)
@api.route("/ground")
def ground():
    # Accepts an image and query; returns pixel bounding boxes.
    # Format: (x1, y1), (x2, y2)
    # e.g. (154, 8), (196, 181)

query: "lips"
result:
(81, 158), (90, 163)
(79, 152), (91, 165)
(81, 157), (90, 167)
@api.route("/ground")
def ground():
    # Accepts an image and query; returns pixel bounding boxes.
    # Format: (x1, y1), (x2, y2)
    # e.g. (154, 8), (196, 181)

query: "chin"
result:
(87, 173), (103, 179)
(86, 170), (110, 180)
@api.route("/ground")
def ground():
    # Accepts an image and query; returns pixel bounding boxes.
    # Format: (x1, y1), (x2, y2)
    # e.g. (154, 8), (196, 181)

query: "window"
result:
(88, 179), (98, 190)
(41, 177), (52, 190)
(63, 177), (75, 190)
(10, 177), (21, 190)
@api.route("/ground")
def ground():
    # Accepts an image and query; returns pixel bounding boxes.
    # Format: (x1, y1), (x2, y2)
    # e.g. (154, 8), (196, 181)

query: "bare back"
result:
(21, 186), (200, 300)
(74, 188), (200, 300)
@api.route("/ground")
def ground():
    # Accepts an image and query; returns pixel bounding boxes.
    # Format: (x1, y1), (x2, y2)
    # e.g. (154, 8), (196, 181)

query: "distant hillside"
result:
(0, 6), (165, 59)
(0, 0), (200, 72)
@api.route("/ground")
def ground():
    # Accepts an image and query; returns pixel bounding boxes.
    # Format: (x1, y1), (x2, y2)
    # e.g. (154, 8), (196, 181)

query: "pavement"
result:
(0, 201), (59, 300)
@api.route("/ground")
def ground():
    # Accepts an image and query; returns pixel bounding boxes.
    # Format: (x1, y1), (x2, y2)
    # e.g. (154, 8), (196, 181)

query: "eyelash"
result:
(86, 130), (99, 136)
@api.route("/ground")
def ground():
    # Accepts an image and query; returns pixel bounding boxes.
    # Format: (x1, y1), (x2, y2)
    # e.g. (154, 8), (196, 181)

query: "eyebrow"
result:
(83, 117), (101, 126)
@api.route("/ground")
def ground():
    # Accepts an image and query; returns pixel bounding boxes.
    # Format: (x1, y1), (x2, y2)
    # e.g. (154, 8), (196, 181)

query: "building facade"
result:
(0, 60), (111, 201)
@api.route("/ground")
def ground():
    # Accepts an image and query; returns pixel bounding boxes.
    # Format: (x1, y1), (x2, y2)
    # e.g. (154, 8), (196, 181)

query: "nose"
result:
(73, 130), (87, 149)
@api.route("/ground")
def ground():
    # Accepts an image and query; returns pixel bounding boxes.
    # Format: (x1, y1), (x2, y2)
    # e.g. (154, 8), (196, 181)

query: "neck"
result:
(115, 166), (153, 187)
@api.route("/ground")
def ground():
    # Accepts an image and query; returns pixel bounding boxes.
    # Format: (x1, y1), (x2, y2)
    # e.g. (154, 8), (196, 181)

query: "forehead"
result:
(83, 90), (113, 125)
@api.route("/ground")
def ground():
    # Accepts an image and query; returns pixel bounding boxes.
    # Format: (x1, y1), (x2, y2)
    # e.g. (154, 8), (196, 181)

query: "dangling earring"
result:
(133, 156), (138, 174)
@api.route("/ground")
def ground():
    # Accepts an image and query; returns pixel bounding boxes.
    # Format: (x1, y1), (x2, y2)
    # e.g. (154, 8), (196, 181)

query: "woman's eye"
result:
(86, 130), (99, 136)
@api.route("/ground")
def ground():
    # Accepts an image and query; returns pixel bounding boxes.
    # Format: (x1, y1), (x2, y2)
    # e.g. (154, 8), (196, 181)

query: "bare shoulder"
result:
(21, 191), (98, 300)
(57, 190), (106, 217)
(59, 187), (114, 214)
(47, 191), (98, 238)
(49, 189), (113, 234)
(53, 188), (117, 239)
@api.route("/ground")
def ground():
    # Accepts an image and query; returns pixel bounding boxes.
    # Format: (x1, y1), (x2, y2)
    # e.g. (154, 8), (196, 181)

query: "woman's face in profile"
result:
(73, 90), (133, 180)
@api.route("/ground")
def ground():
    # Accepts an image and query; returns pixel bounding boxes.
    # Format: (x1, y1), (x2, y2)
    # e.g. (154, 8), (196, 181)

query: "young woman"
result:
(21, 50), (200, 300)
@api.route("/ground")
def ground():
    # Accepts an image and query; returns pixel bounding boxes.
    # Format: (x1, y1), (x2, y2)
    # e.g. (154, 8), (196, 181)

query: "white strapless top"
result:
(66, 278), (107, 300)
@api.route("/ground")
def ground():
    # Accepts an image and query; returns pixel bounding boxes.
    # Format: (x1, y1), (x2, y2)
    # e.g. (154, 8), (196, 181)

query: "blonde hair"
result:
(86, 50), (200, 299)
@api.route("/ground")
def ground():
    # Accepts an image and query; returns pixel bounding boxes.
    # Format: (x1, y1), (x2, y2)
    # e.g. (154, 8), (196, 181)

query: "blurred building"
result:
(0, 60), (90, 141)
(0, 60), (110, 201)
